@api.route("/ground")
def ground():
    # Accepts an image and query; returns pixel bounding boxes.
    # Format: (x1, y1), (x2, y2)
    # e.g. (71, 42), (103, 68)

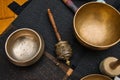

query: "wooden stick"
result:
(47, 9), (61, 41)
(44, 52), (73, 80)
(62, 0), (78, 13)
(110, 59), (120, 69)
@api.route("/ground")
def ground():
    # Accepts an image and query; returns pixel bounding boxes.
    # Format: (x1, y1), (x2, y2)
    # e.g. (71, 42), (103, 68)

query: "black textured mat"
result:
(8, 0), (32, 15)
(0, 52), (66, 80)
(1, 0), (120, 80)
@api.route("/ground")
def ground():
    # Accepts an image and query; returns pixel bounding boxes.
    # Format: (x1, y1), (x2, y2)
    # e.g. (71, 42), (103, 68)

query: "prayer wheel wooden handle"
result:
(47, 9), (61, 41)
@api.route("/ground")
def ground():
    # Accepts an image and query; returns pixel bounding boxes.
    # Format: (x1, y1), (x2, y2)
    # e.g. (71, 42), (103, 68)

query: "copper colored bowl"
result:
(80, 74), (112, 80)
(74, 2), (120, 50)
(5, 28), (45, 66)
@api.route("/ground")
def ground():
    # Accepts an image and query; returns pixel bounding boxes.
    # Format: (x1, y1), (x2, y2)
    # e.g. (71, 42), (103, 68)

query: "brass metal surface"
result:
(74, 2), (120, 50)
(80, 74), (112, 80)
(5, 28), (45, 66)
(55, 41), (72, 63)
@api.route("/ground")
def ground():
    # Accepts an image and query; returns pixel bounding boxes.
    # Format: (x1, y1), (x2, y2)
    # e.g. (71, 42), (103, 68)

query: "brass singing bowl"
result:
(80, 74), (112, 80)
(74, 2), (120, 50)
(5, 28), (45, 66)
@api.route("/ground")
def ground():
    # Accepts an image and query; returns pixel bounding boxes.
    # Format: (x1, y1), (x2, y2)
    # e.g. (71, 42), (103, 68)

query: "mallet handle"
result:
(110, 59), (120, 69)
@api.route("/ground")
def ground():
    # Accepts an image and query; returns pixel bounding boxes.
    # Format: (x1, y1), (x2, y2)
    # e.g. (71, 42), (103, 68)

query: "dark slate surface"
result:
(0, 0), (120, 80)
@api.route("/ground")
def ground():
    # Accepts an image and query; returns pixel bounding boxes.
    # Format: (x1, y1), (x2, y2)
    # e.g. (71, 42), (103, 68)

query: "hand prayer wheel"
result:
(47, 9), (72, 65)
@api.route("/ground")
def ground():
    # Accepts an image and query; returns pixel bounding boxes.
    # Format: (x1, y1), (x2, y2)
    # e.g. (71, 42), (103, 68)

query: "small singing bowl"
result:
(80, 74), (112, 80)
(74, 2), (120, 50)
(5, 28), (45, 66)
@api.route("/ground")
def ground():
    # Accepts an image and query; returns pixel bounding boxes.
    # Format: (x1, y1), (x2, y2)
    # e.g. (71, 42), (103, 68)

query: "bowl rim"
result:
(73, 2), (120, 48)
(5, 28), (43, 63)
(80, 74), (112, 80)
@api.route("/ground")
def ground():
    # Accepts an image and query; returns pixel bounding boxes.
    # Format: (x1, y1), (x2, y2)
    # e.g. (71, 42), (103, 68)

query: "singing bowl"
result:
(80, 74), (112, 80)
(5, 28), (45, 66)
(74, 2), (120, 50)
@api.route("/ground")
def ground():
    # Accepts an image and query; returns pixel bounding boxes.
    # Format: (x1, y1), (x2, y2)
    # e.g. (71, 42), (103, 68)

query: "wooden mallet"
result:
(100, 57), (120, 77)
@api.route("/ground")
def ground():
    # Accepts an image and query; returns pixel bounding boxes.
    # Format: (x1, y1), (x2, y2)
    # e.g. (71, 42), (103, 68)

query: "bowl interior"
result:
(81, 74), (112, 80)
(6, 29), (41, 62)
(74, 2), (120, 46)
